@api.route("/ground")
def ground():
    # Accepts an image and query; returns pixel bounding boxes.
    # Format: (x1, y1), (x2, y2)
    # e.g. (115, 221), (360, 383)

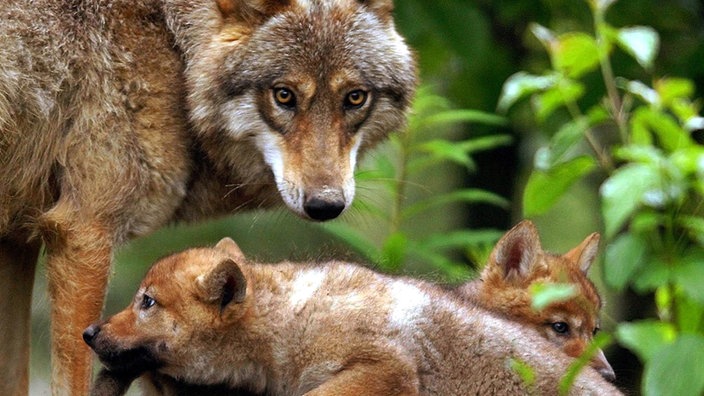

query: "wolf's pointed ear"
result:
(216, 0), (291, 25)
(564, 232), (600, 274)
(215, 237), (247, 262)
(490, 220), (542, 280)
(197, 258), (247, 309)
(356, 0), (394, 20)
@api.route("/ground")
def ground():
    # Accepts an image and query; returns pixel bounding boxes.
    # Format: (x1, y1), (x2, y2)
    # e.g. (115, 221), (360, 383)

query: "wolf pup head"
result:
(83, 238), (250, 380)
(165, 0), (418, 221)
(469, 220), (616, 381)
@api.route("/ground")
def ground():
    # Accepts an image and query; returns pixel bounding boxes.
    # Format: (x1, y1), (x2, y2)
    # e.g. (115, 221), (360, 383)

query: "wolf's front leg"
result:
(304, 359), (419, 396)
(43, 203), (114, 396)
(0, 236), (41, 396)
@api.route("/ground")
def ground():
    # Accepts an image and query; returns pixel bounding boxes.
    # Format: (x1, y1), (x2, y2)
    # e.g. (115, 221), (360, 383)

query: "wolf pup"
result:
(84, 238), (622, 396)
(0, 0), (416, 394)
(456, 221), (616, 381)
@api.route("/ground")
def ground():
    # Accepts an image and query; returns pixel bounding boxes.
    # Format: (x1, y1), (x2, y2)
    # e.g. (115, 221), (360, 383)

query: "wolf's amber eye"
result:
(551, 322), (569, 334)
(344, 90), (367, 108)
(141, 294), (156, 310)
(273, 87), (296, 108)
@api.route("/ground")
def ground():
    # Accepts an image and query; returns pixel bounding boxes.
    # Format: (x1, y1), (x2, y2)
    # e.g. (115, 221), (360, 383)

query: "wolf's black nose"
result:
(83, 324), (100, 347)
(304, 197), (345, 221)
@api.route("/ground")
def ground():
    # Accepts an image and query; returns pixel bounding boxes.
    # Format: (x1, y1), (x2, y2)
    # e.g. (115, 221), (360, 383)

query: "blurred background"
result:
(29, 0), (704, 394)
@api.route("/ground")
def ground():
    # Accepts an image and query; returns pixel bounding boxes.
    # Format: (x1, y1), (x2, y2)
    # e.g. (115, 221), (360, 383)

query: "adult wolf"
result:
(0, 0), (416, 394)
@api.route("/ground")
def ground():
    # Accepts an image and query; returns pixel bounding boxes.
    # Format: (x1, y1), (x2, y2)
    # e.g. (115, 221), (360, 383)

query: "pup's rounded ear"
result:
(488, 220), (542, 282)
(197, 258), (247, 309)
(215, 237), (246, 263)
(564, 232), (601, 274)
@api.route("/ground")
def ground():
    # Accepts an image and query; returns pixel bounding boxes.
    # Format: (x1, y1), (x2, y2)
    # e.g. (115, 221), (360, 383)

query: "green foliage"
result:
(499, 1), (704, 394)
(510, 357), (537, 394)
(320, 86), (511, 278)
(559, 333), (613, 395)
(529, 282), (578, 311)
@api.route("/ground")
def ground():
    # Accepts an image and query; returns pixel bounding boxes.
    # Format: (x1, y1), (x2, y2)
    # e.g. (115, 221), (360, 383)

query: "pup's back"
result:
(87, 238), (621, 395)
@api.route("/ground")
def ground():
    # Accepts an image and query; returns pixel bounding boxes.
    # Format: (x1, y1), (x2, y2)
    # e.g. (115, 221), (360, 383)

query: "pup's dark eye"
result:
(273, 87), (296, 109)
(141, 294), (156, 310)
(344, 90), (367, 109)
(551, 322), (569, 334)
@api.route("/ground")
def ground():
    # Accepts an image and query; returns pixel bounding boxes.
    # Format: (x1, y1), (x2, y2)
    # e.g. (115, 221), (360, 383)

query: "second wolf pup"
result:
(456, 220), (616, 381)
(84, 238), (621, 395)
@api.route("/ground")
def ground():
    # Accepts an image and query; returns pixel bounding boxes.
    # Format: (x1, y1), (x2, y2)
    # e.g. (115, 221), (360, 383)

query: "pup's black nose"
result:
(83, 324), (101, 347)
(303, 194), (346, 221)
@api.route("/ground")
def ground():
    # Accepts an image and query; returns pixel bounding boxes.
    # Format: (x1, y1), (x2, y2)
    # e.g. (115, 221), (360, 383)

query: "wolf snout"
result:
(303, 189), (346, 221)
(83, 324), (101, 348)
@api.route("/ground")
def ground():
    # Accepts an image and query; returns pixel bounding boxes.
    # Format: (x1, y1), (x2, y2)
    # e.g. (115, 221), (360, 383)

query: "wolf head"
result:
(165, 0), (417, 221)
(470, 221), (616, 381)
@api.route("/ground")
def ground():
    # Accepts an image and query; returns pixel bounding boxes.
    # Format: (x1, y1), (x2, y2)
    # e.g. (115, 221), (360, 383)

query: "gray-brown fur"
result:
(0, 0), (416, 394)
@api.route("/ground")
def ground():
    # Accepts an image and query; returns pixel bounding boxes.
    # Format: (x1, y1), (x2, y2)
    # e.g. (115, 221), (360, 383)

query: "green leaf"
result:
(616, 320), (676, 362)
(457, 134), (514, 154)
(619, 79), (659, 106)
(655, 286), (673, 320)
(408, 244), (473, 281)
(643, 335), (704, 396)
(671, 147), (704, 176)
(423, 109), (508, 127)
(551, 33), (600, 78)
(379, 232), (408, 271)
(497, 71), (558, 112)
(614, 144), (665, 165)
(655, 78), (695, 105)
(358, 154), (396, 182)
(320, 222), (380, 262)
(603, 233), (648, 291)
(348, 194), (388, 220)
(411, 135), (513, 173)
(559, 333), (612, 395)
(523, 156), (596, 216)
(679, 215), (704, 246)
(510, 358), (536, 390)
(600, 163), (660, 238)
(632, 256), (670, 293)
(674, 291), (704, 334)
(402, 189), (509, 220)
(530, 282), (578, 311)
(530, 23), (556, 48)
(536, 118), (589, 168)
(419, 229), (505, 251)
(416, 139), (474, 169)
(533, 80), (585, 122)
(616, 26), (660, 70)
(672, 251), (704, 304)
(629, 107), (693, 152)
